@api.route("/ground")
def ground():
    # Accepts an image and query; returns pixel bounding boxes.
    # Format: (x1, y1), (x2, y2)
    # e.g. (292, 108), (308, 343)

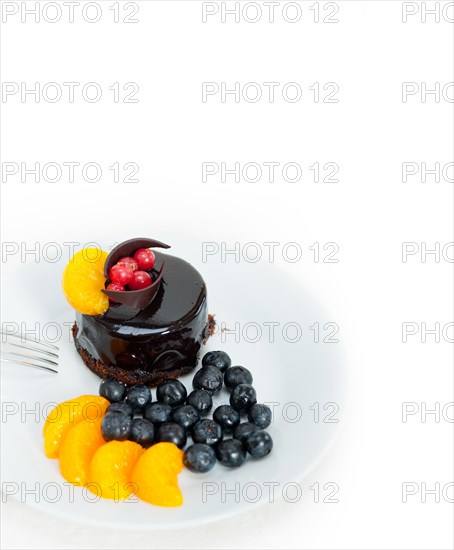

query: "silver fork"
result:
(0, 331), (59, 374)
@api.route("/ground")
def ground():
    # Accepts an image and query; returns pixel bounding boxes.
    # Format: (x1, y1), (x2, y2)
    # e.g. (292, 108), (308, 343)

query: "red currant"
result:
(110, 264), (134, 285)
(128, 270), (152, 290)
(106, 282), (125, 302)
(133, 248), (156, 271)
(117, 256), (138, 272)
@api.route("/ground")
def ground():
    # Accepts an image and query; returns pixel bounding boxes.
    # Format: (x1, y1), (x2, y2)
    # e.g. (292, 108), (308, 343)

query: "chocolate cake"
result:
(72, 242), (214, 386)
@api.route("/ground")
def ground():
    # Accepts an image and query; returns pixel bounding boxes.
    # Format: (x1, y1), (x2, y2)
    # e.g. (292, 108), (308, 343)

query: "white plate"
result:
(1, 241), (346, 529)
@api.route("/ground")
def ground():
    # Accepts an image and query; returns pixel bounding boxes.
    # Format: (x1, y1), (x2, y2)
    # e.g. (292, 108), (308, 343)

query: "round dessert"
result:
(71, 242), (214, 386)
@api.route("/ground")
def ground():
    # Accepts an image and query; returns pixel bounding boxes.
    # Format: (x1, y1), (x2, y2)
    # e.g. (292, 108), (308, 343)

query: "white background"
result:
(1, 1), (453, 549)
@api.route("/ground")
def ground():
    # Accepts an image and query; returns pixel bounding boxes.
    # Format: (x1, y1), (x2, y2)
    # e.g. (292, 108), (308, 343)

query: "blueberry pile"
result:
(99, 350), (273, 474)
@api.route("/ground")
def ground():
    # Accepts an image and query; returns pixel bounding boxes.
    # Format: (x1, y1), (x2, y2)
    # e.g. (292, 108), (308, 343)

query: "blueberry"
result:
(202, 351), (231, 373)
(183, 444), (216, 473)
(192, 365), (223, 394)
(156, 379), (187, 407)
(156, 422), (187, 449)
(106, 402), (134, 418)
(229, 384), (257, 413)
(213, 405), (240, 432)
(215, 439), (246, 468)
(99, 377), (127, 403)
(186, 389), (213, 415)
(101, 412), (132, 442)
(124, 384), (151, 412)
(172, 405), (200, 430)
(233, 422), (258, 443)
(248, 403), (272, 429)
(192, 419), (223, 446)
(244, 431), (273, 458)
(143, 402), (173, 425)
(224, 366), (253, 391)
(130, 418), (154, 448)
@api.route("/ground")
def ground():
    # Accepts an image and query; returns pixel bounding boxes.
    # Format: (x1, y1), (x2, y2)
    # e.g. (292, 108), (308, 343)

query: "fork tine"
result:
(2, 351), (59, 367)
(0, 331), (60, 351)
(0, 331), (60, 374)
(0, 357), (58, 374)
(5, 342), (59, 359)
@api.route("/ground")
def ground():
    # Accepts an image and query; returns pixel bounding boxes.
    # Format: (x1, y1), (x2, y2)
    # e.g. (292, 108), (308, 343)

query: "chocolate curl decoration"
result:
(102, 238), (170, 309)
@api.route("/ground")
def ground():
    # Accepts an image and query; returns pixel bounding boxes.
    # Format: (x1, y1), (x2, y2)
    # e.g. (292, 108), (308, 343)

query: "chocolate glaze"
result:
(74, 251), (210, 385)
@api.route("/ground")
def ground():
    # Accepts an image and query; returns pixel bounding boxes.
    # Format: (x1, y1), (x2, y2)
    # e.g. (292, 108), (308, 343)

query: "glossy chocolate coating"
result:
(74, 251), (209, 376)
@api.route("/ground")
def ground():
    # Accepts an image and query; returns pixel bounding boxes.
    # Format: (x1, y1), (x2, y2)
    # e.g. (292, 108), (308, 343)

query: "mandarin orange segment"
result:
(43, 395), (109, 458)
(59, 417), (104, 486)
(131, 442), (184, 507)
(62, 248), (109, 315)
(88, 441), (144, 500)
